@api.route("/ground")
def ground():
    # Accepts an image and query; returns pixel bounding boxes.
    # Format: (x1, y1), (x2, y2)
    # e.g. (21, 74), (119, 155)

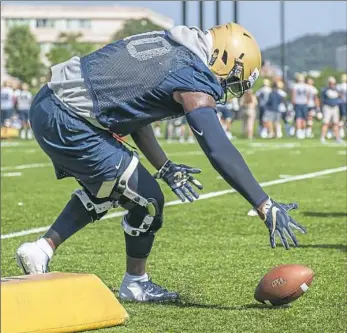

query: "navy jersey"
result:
(321, 87), (341, 107)
(80, 31), (223, 136)
(266, 90), (285, 112)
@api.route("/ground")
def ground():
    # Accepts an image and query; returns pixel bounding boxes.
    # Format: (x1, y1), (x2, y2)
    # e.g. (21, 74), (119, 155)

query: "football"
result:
(254, 264), (314, 306)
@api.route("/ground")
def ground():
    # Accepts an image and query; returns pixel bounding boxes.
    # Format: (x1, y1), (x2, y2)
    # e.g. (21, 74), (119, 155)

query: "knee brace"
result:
(73, 189), (118, 222)
(121, 199), (162, 236)
(111, 152), (163, 236)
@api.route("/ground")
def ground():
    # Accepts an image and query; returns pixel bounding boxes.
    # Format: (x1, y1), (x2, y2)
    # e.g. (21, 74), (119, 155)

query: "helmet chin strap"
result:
(204, 30), (214, 64)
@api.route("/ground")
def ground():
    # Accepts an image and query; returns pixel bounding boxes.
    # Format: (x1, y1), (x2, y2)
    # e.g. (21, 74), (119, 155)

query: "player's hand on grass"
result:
(258, 199), (306, 250)
(154, 160), (203, 202)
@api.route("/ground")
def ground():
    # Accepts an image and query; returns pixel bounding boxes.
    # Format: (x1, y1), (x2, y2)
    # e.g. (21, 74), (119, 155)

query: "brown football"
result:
(254, 264), (314, 306)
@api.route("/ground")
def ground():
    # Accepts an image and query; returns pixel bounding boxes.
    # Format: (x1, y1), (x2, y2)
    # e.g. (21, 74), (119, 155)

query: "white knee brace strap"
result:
(118, 153), (158, 236)
(73, 189), (118, 219)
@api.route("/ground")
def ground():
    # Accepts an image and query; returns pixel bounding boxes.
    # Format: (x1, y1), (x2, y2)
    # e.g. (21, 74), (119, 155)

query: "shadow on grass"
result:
(113, 292), (290, 310)
(303, 211), (347, 218)
(299, 244), (347, 252)
(171, 299), (290, 311)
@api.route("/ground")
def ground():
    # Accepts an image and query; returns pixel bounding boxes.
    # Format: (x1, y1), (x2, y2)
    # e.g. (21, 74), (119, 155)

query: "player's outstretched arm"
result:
(174, 91), (307, 248)
(131, 124), (167, 170)
(131, 125), (203, 202)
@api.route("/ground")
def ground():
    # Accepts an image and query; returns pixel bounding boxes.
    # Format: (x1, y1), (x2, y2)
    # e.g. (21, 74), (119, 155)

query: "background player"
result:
(1, 80), (15, 126)
(320, 76), (343, 144)
(16, 82), (33, 140)
(256, 78), (271, 138)
(337, 73), (346, 139)
(306, 77), (320, 138)
(291, 74), (309, 139)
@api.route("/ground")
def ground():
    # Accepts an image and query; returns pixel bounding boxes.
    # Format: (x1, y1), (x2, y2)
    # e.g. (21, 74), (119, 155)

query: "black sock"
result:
(44, 195), (92, 247)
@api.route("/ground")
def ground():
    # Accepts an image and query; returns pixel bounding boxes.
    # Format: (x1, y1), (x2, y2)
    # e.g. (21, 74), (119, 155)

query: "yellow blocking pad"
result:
(1, 127), (19, 139)
(1, 272), (129, 333)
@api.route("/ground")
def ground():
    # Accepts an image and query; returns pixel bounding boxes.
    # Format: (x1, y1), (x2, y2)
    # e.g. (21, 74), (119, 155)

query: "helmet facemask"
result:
(217, 54), (259, 104)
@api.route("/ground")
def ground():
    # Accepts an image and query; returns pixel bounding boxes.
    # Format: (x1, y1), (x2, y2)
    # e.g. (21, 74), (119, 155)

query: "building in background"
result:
(336, 45), (347, 72)
(1, 3), (174, 82)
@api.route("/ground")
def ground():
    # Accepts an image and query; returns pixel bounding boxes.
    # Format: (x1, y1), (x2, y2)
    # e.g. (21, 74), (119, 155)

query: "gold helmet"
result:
(276, 81), (284, 89)
(263, 78), (271, 87)
(208, 22), (261, 99)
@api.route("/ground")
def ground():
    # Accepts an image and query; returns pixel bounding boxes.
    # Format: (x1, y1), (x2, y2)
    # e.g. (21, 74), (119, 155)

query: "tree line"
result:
(4, 19), (163, 87)
(5, 20), (344, 94)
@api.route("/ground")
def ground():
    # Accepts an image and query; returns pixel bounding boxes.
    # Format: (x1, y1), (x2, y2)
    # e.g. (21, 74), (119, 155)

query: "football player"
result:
(256, 78), (272, 138)
(16, 23), (306, 302)
(1, 80), (15, 126)
(320, 76), (343, 144)
(337, 73), (346, 139)
(305, 77), (320, 138)
(16, 82), (33, 139)
(291, 74), (309, 139)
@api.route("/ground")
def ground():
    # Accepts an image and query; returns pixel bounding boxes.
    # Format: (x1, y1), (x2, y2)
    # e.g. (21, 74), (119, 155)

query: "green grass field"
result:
(1, 133), (346, 333)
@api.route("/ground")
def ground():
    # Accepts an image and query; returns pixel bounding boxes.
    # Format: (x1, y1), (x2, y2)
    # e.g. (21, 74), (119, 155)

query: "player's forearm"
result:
(186, 107), (269, 208)
(131, 125), (167, 170)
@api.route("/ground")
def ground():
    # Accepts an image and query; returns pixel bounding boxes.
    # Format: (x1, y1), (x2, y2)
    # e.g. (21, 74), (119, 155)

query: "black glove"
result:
(154, 160), (203, 202)
(259, 199), (307, 249)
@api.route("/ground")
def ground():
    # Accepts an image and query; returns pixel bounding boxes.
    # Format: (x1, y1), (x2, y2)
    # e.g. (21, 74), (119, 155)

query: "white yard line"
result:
(279, 174), (293, 179)
(1, 142), (37, 148)
(0, 146), (315, 173)
(1, 163), (51, 171)
(2, 149), (39, 154)
(1, 172), (22, 177)
(2, 166), (346, 240)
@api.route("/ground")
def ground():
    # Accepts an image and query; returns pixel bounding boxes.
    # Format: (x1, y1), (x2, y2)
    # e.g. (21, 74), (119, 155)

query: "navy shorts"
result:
(294, 104), (308, 120)
(216, 104), (233, 120)
(29, 85), (132, 197)
(17, 110), (29, 122)
(339, 103), (346, 118)
(1, 108), (13, 125)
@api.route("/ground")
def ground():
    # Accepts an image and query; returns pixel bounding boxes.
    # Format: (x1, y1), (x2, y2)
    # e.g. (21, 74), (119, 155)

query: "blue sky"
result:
(5, 1), (347, 49)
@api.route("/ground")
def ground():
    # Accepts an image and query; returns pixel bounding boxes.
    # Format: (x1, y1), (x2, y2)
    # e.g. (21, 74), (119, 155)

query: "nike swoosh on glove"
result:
(154, 160), (203, 202)
(259, 199), (307, 249)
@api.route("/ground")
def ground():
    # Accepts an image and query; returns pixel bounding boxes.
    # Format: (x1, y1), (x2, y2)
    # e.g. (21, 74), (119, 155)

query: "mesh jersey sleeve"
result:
(160, 63), (224, 101)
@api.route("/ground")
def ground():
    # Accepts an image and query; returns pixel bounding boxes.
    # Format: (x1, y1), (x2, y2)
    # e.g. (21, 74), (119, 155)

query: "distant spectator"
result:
(256, 78), (271, 133)
(291, 74), (309, 139)
(16, 82), (33, 139)
(1, 81), (15, 126)
(217, 97), (238, 139)
(320, 76), (343, 144)
(276, 81), (287, 138)
(153, 121), (162, 138)
(337, 73), (347, 139)
(240, 90), (257, 139)
(305, 77), (320, 138)
(263, 82), (286, 138)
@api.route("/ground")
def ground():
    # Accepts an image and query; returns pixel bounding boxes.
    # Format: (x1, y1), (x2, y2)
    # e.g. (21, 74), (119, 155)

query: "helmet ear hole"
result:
(222, 50), (228, 65)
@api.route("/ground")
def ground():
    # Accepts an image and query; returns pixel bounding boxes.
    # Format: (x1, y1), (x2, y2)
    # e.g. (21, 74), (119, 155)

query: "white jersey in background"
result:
(16, 90), (33, 111)
(278, 89), (287, 113)
(292, 83), (309, 105)
(1, 87), (15, 110)
(307, 85), (318, 108)
(256, 86), (272, 107)
(337, 82), (347, 103)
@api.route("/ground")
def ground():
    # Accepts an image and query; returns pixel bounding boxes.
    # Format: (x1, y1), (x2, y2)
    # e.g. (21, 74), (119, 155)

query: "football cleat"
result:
(119, 278), (179, 302)
(16, 239), (52, 274)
